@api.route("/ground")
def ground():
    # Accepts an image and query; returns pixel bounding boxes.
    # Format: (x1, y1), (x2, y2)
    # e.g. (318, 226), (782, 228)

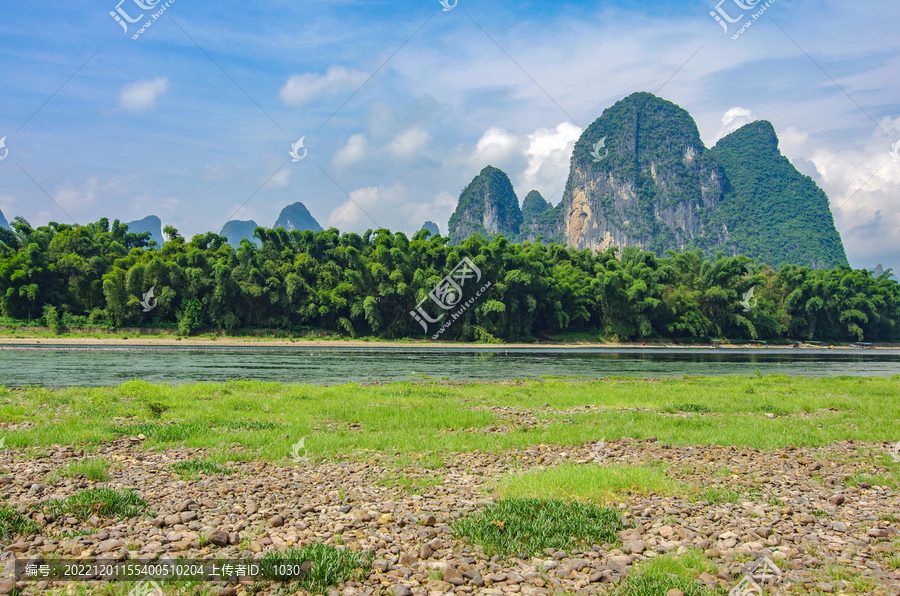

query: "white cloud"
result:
(407, 191), (457, 230)
(327, 184), (405, 232)
(779, 126), (810, 153)
(279, 65), (368, 106)
(715, 107), (755, 142)
(267, 166), (292, 190)
(54, 176), (102, 211)
(463, 122), (580, 202)
(521, 122), (582, 198)
(471, 127), (526, 167)
(197, 165), (238, 183)
(777, 117), (900, 267)
(118, 78), (170, 112)
(332, 133), (368, 167)
(389, 127), (432, 158)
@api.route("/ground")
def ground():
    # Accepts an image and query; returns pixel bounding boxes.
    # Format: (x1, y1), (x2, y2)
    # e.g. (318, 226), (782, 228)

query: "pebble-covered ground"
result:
(2, 436), (899, 595)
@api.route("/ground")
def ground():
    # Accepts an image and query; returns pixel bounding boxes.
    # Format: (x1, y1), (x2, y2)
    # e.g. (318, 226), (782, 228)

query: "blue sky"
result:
(1, 0), (899, 271)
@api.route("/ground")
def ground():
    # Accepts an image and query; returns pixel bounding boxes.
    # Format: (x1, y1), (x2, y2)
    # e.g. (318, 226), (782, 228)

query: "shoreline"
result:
(1, 335), (898, 349)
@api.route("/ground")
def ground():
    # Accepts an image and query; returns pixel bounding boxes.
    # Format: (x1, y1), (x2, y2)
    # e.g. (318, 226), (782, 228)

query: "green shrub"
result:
(43, 305), (61, 333)
(178, 298), (204, 336)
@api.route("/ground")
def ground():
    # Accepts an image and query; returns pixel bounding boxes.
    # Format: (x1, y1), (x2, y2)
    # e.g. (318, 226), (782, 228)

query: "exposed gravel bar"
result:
(2, 437), (899, 595)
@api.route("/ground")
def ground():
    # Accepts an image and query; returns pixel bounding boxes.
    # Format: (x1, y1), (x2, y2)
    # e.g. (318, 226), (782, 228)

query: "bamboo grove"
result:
(0, 217), (897, 342)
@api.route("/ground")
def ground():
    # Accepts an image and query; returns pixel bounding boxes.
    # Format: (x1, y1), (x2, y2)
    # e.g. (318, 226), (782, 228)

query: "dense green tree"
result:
(0, 217), (896, 342)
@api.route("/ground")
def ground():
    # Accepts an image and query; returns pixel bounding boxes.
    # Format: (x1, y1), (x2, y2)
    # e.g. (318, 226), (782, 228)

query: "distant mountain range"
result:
(447, 92), (848, 269)
(123, 215), (163, 246)
(219, 202), (324, 246)
(421, 221), (440, 236)
(273, 202), (323, 233)
(0, 209), (8, 230)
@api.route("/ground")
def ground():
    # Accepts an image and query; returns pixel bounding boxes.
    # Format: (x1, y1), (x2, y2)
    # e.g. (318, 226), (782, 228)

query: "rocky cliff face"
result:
(446, 92), (847, 267)
(562, 92), (727, 255)
(559, 92), (847, 267)
(274, 202), (323, 232)
(519, 191), (564, 244)
(448, 166), (523, 244)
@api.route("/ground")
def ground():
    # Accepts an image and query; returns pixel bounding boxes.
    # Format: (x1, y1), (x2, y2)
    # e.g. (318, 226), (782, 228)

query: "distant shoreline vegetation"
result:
(0, 217), (897, 343)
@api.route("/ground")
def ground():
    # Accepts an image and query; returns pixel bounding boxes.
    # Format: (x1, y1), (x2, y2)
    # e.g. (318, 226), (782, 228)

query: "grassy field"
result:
(2, 376), (899, 595)
(1, 375), (898, 461)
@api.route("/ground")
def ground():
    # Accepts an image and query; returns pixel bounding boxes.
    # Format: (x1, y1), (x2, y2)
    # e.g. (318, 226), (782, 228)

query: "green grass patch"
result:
(65, 458), (110, 482)
(0, 505), (40, 539)
(613, 572), (724, 596)
(171, 459), (233, 477)
(43, 487), (147, 521)
(496, 464), (682, 502)
(451, 498), (621, 558)
(696, 487), (740, 504)
(259, 543), (371, 594)
(613, 550), (725, 595)
(845, 471), (899, 489)
(4, 375), (900, 457)
(612, 550), (725, 596)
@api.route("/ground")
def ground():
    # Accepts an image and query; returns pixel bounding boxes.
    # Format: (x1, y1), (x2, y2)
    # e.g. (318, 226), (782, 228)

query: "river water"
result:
(0, 345), (898, 387)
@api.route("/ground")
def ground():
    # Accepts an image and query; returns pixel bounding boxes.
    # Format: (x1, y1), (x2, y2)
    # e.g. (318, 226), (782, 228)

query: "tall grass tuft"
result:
(452, 498), (621, 558)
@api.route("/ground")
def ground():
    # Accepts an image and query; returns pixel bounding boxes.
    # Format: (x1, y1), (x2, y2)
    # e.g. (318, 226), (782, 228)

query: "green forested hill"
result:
(219, 220), (261, 247)
(709, 121), (848, 269)
(448, 166), (523, 243)
(441, 92), (849, 270)
(274, 202), (323, 233)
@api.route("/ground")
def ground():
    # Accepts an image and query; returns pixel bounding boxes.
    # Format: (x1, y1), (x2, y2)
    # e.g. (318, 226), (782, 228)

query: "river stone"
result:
(443, 566), (465, 585)
(207, 529), (228, 546)
(623, 540), (645, 554)
(98, 539), (125, 553)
